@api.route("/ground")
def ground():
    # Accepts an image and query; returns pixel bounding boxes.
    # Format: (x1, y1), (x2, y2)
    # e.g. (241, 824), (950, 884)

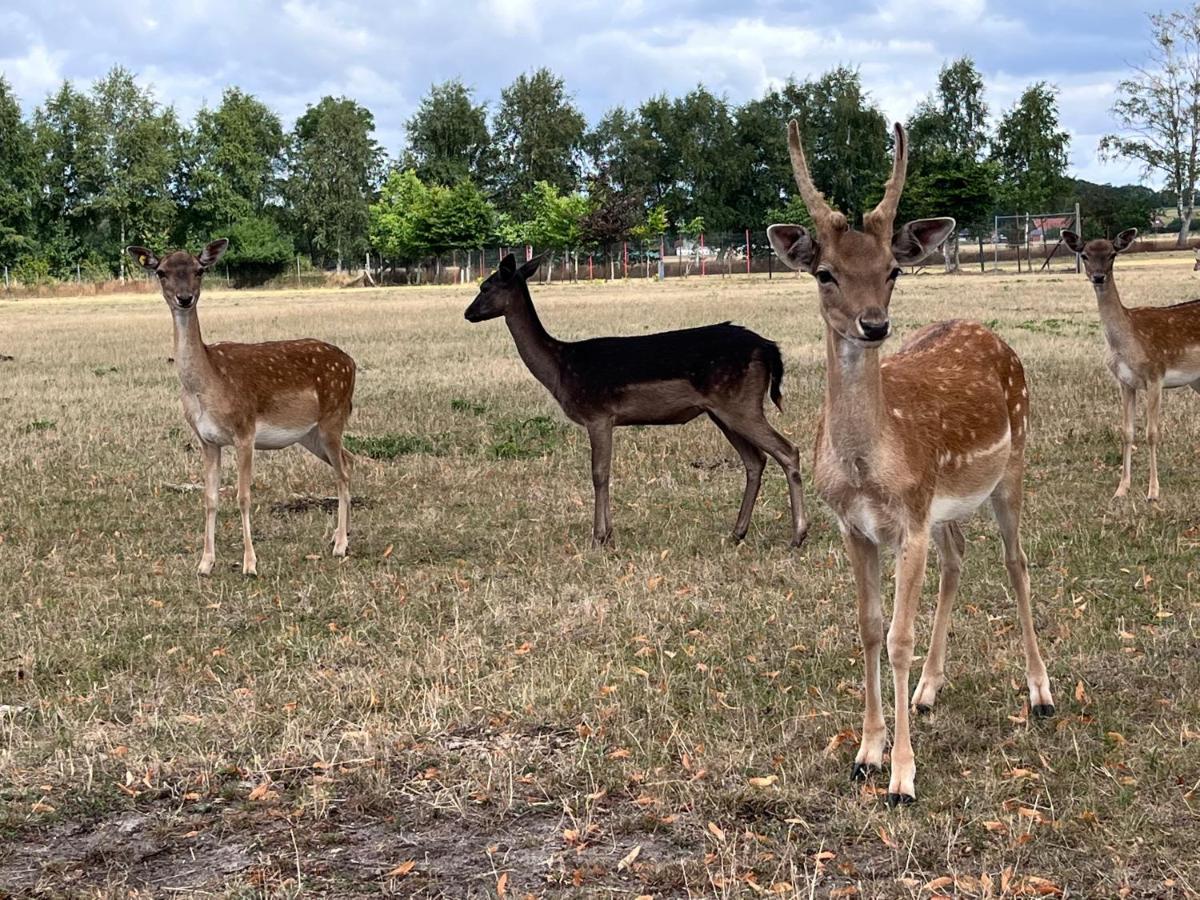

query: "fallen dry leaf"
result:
(707, 821), (726, 842)
(748, 774), (778, 788)
(384, 860), (415, 878)
(617, 844), (642, 871)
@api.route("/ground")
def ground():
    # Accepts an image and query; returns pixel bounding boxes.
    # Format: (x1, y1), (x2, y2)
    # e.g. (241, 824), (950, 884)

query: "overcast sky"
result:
(0, 0), (1183, 186)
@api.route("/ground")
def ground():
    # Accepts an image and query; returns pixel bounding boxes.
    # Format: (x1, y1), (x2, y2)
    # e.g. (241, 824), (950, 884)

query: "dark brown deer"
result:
(464, 254), (808, 547)
(768, 121), (1054, 804)
(127, 239), (356, 576)
(1064, 228), (1200, 501)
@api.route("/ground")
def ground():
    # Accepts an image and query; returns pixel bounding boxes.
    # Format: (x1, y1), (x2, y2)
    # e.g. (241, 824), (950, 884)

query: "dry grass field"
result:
(1, 258), (1199, 898)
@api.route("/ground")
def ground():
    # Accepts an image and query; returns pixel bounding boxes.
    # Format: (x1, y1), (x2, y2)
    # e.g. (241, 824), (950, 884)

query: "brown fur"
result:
(126, 240), (356, 576)
(1065, 229), (1200, 500)
(769, 121), (1054, 804)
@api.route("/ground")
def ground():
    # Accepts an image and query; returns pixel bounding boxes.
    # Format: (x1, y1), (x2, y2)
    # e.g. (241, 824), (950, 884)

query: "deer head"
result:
(1062, 228), (1136, 287)
(126, 239), (229, 311)
(464, 254), (542, 322)
(767, 120), (954, 346)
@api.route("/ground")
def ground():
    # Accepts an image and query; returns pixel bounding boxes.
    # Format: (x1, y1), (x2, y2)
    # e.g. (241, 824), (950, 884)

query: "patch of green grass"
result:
(450, 397), (487, 416)
(92, 365), (119, 377)
(344, 432), (441, 459)
(22, 419), (55, 433)
(488, 415), (566, 459)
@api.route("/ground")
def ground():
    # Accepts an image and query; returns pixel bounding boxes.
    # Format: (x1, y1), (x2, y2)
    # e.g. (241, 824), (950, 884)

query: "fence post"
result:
(745, 229), (751, 275)
(588, 254), (593, 280)
(700, 232), (706, 276)
(1074, 202), (1082, 273)
(623, 241), (628, 279)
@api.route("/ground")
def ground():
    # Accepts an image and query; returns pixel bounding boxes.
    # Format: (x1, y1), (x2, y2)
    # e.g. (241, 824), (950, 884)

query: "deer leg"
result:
(991, 473), (1054, 718)
(710, 410), (808, 547)
(587, 421), (614, 546)
(885, 530), (930, 805)
(1114, 383), (1135, 499)
(198, 441), (221, 576)
(234, 438), (257, 577)
(843, 529), (886, 783)
(323, 428), (352, 557)
(912, 521), (965, 713)
(1145, 380), (1163, 502)
(707, 414), (766, 541)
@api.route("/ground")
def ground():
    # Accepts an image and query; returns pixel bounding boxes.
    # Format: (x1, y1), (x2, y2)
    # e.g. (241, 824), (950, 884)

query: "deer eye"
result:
(815, 269), (837, 285)
(156, 270), (167, 279)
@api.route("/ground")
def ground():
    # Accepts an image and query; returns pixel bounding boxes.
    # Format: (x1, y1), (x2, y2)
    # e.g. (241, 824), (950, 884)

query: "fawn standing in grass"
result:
(1064, 228), (1200, 502)
(128, 239), (356, 576)
(464, 254), (808, 547)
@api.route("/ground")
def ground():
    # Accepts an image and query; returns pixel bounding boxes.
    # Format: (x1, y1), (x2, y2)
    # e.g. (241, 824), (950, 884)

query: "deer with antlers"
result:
(127, 239), (356, 576)
(767, 122), (1055, 804)
(464, 254), (808, 547)
(1064, 228), (1200, 501)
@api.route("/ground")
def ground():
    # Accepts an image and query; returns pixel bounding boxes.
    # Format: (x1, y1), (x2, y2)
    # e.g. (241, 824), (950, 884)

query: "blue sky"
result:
(0, 0), (1184, 185)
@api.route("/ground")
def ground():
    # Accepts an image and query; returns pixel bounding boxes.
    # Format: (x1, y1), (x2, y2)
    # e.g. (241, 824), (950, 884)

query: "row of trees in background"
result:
(0, 48), (1178, 285)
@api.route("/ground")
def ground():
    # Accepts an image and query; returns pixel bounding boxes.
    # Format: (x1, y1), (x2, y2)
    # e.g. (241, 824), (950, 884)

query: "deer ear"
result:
(1061, 230), (1084, 254)
(127, 246), (159, 272)
(498, 253), (517, 277)
(1114, 228), (1138, 252)
(518, 255), (542, 280)
(892, 217), (955, 266)
(199, 238), (229, 268)
(767, 224), (818, 272)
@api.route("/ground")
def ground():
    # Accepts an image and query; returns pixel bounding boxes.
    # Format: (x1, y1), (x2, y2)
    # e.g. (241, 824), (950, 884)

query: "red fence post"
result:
(623, 241), (628, 278)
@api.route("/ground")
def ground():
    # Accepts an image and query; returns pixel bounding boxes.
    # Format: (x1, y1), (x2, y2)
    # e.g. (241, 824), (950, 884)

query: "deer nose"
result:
(1090, 274), (1106, 285)
(858, 315), (890, 342)
(176, 294), (194, 307)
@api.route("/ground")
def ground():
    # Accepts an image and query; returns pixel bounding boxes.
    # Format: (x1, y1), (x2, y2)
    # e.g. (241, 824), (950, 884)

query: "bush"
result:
(12, 257), (52, 287)
(221, 216), (294, 286)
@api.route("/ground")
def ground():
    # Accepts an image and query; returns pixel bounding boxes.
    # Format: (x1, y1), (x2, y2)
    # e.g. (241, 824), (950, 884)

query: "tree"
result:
(91, 66), (186, 279)
(1102, 6), (1200, 246)
(579, 174), (643, 279)
(404, 80), (491, 186)
(31, 81), (106, 274)
(418, 179), (495, 267)
(369, 169), (432, 277)
(1067, 180), (1158, 239)
(520, 180), (589, 281)
(0, 76), (37, 269)
(492, 68), (586, 211)
(779, 68), (891, 228)
(903, 58), (999, 269)
(991, 83), (1070, 215)
(287, 96), (384, 270)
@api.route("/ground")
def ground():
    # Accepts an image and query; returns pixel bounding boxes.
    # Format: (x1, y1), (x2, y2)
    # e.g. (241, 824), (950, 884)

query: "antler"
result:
(786, 119), (846, 233)
(864, 123), (908, 238)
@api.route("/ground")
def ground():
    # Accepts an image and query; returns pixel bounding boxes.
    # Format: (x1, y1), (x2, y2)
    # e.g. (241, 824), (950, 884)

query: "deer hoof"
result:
(886, 792), (916, 808)
(1032, 704), (1056, 719)
(790, 527), (809, 549)
(913, 703), (933, 715)
(851, 762), (879, 782)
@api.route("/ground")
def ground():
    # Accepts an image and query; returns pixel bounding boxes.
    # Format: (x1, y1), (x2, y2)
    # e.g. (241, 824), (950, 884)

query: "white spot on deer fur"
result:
(892, 408), (903, 419)
(1014, 401), (1022, 414)
(1021, 386), (1028, 398)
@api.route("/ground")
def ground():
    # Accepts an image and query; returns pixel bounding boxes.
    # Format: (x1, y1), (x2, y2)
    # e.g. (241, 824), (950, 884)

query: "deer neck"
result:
(171, 308), (216, 394)
(504, 288), (563, 393)
(823, 326), (888, 485)
(1094, 278), (1134, 351)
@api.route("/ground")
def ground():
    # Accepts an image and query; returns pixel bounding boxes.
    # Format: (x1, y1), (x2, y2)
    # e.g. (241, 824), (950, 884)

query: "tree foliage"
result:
(1101, 5), (1200, 245)
(991, 82), (1070, 214)
(404, 80), (491, 186)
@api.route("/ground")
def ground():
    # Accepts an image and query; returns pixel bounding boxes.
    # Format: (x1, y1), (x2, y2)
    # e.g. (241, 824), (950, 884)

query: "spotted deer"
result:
(767, 121), (1055, 805)
(1064, 228), (1200, 501)
(465, 254), (808, 547)
(127, 239), (356, 576)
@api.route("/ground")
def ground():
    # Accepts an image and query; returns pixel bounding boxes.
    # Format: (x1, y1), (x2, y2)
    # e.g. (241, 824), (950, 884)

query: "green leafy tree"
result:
(418, 179), (495, 261)
(0, 76), (37, 269)
(903, 58), (998, 268)
(1101, 5), (1200, 246)
(492, 68), (586, 211)
(91, 66), (186, 279)
(404, 80), (491, 186)
(287, 96), (384, 270)
(991, 82), (1070, 215)
(31, 81), (106, 274)
(779, 68), (891, 228)
(369, 169), (432, 274)
(1068, 180), (1158, 239)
